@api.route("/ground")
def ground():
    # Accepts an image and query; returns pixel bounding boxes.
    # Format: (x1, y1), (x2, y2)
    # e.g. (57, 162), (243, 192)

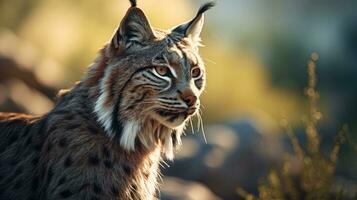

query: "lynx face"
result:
(120, 37), (206, 129)
(150, 51), (205, 128)
(91, 1), (214, 157)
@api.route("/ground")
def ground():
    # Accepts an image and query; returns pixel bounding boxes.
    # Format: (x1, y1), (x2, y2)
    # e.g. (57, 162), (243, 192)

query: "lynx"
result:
(0, 0), (214, 199)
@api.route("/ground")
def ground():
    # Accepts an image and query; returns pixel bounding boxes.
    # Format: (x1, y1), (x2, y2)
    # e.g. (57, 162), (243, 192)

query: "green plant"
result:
(237, 53), (352, 200)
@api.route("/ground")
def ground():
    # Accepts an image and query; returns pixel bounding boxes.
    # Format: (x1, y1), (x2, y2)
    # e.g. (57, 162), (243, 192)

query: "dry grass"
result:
(237, 53), (355, 200)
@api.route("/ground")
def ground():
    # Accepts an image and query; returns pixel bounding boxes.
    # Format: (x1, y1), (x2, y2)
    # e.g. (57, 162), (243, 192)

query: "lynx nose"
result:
(178, 89), (197, 107)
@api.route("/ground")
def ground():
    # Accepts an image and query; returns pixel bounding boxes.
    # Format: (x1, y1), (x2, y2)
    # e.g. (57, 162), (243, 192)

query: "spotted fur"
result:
(0, 1), (214, 199)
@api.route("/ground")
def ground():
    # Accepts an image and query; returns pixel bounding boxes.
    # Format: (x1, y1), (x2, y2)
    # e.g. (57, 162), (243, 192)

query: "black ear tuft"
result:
(196, 2), (216, 17)
(171, 1), (215, 44)
(129, 0), (137, 7)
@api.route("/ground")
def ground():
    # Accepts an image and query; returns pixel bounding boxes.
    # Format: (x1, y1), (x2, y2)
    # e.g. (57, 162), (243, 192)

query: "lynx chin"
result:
(0, 0), (214, 199)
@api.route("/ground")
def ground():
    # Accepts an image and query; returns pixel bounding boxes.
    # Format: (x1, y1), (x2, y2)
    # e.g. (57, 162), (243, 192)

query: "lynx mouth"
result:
(155, 109), (187, 119)
(152, 108), (197, 128)
(155, 107), (197, 118)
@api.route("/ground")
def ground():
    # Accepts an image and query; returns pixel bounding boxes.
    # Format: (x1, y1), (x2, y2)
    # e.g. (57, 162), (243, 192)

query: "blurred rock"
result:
(160, 176), (222, 200)
(163, 119), (286, 200)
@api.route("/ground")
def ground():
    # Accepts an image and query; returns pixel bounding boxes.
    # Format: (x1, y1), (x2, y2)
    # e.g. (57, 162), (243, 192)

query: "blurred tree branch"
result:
(0, 55), (58, 101)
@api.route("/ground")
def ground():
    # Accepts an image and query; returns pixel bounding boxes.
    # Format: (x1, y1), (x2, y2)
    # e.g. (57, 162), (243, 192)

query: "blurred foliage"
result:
(237, 54), (355, 200)
(0, 0), (303, 128)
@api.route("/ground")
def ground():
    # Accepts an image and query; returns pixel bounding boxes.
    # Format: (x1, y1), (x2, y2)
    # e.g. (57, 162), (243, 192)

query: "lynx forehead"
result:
(0, 1), (214, 199)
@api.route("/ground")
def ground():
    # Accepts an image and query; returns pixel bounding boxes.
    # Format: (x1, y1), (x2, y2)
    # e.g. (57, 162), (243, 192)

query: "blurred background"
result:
(0, 0), (356, 199)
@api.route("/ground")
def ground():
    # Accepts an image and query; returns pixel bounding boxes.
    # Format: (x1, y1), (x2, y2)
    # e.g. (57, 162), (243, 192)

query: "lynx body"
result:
(0, 0), (214, 199)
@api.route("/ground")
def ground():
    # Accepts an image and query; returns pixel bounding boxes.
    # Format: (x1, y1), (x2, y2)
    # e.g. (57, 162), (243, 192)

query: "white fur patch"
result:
(162, 124), (186, 160)
(94, 93), (114, 134)
(94, 64), (116, 136)
(163, 133), (174, 160)
(174, 124), (185, 147)
(120, 121), (140, 151)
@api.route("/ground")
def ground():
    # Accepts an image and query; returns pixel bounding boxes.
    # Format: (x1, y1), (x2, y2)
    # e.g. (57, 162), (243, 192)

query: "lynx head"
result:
(90, 0), (214, 159)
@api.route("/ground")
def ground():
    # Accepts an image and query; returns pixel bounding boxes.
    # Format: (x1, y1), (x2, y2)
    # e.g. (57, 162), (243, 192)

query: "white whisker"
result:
(189, 118), (195, 134)
(161, 160), (170, 168)
(202, 57), (217, 65)
(198, 108), (207, 144)
(196, 112), (201, 132)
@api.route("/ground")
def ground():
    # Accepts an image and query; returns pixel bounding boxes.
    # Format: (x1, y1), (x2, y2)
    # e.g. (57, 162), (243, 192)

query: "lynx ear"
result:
(109, 5), (155, 54)
(172, 2), (215, 45)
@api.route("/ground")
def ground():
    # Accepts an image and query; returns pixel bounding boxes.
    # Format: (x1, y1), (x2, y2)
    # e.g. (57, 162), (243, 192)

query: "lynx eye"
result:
(191, 67), (202, 78)
(154, 66), (170, 76)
